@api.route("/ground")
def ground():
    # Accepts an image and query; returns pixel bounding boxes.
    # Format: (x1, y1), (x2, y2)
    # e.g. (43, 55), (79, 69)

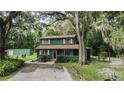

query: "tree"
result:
(0, 12), (20, 60)
(0, 11), (43, 60)
(94, 12), (124, 58)
(45, 19), (75, 36)
(75, 11), (95, 65)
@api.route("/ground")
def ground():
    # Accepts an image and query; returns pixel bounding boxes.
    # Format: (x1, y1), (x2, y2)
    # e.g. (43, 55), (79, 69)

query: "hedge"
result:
(56, 55), (78, 63)
(37, 55), (52, 62)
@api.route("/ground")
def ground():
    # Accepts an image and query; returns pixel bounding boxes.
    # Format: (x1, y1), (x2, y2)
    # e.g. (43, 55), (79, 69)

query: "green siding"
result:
(50, 39), (63, 45)
(41, 39), (63, 45)
(41, 38), (78, 45)
(12, 49), (33, 56)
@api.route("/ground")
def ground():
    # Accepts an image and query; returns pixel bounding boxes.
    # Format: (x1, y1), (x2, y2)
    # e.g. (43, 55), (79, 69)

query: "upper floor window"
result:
(63, 38), (73, 44)
(42, 39), (50, 45)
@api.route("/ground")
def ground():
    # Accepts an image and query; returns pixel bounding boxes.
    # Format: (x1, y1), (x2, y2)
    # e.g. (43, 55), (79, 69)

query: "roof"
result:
(35, 45), (79, 49)
(40, 35), (76, 39)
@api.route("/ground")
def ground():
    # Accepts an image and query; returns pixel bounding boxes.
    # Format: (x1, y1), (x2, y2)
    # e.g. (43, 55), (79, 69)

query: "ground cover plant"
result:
(0, 58), (24, 77)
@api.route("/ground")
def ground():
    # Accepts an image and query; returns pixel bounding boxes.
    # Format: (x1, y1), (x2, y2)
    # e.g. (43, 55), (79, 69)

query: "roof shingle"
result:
(35, 45), (79, 49)
(40, 35), (76, 39)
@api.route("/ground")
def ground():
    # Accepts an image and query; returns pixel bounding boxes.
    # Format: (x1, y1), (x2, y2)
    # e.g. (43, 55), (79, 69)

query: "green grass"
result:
(54, 60), (110, 80)
(20, 53), (37, 61)
(10, 53), (37, 61)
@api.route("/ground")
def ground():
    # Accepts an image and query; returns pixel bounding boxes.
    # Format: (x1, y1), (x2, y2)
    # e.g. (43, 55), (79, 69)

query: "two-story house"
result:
(35, 35), (91, 60)
(35, 35), (80, 59)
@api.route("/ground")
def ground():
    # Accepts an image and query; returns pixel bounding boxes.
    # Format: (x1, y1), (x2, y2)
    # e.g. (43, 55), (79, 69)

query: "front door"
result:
(53, 50), (57, 59)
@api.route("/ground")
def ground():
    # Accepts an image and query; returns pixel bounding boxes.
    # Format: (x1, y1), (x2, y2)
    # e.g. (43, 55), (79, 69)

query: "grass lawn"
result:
(10, 53), (37, 61)
(54, 59), (110, 81)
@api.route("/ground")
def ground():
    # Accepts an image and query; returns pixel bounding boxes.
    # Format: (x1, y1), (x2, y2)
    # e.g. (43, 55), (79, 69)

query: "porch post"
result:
(56, 50), (57, 58)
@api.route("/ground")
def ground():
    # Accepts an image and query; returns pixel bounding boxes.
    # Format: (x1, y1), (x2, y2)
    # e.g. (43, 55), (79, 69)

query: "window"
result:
(65, 50), (73, 55)
(40, 50), (49, 55)
(64, 38), (73, 44)
(57, 50), (63, 55)
(42, 40), (50, 44)
(73, 50), (79, 56)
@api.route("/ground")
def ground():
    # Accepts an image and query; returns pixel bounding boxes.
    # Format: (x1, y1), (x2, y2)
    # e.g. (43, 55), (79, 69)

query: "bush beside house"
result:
(37, 55), (52, 62)
(56, 55), (78, 63)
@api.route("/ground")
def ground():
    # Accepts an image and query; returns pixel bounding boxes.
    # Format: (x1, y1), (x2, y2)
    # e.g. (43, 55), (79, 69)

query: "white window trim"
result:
(71, 39), (73, 44)
(64, 38), (72, 44)
(39, 50), (42, 55)
(42, 39), (50, 44)
(40, 50), (49, 55)
(47, 50), (49, 55)
(63, 39), (65, 44)
(42, 40), (44, 44)
(48, 40), (50, 44)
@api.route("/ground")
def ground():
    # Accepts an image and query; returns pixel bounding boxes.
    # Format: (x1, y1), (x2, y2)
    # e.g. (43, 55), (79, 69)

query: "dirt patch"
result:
(110, 59), (124, 67)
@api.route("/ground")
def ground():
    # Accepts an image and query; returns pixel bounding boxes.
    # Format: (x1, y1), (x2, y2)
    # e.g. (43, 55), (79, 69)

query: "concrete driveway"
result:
(8, 64), (72, 81)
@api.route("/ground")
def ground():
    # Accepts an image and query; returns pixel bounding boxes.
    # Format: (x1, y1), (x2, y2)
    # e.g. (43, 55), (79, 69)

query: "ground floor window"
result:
(57, 50), (64, 55)
(73, 50), (79, 56)
(65, 50), (73, 56)
(40, 50), (49, 55)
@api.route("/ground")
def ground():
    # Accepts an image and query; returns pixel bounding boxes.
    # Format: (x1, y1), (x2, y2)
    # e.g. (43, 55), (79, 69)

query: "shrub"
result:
(21, 54), (26, 58)
(37, 55), (51, 62)
(0, 58), (25, 76)
(56, 56), (65, 63)
(56, 56), (78, 63)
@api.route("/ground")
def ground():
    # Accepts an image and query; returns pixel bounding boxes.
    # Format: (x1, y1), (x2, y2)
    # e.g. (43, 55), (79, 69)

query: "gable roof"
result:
(40, 35), (76, 39)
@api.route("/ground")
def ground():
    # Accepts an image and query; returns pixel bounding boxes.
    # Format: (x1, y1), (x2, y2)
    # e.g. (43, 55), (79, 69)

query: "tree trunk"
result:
(0, 19), (6, 60)
(82, 36), (86, 64)
(78, 36), (86, 65)
(75, 11), (86, 65)
(79, 39), (84, 65)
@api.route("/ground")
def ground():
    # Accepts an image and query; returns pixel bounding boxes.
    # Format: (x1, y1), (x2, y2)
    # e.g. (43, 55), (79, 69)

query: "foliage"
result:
(0, 71), (17, 81)
(37, 55), (52, 62)
(21, 54), (26, 58)
(94, 12), (124, 56)
(7, 12), (43, 49)
(10, 53), (37, 61)
(0, 58), (24, 76)
(56, 55), (78, 63)
(45, 20), (76, 36)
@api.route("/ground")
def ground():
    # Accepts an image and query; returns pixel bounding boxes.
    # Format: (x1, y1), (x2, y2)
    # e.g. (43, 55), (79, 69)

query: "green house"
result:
(35, 35), (91, 60)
